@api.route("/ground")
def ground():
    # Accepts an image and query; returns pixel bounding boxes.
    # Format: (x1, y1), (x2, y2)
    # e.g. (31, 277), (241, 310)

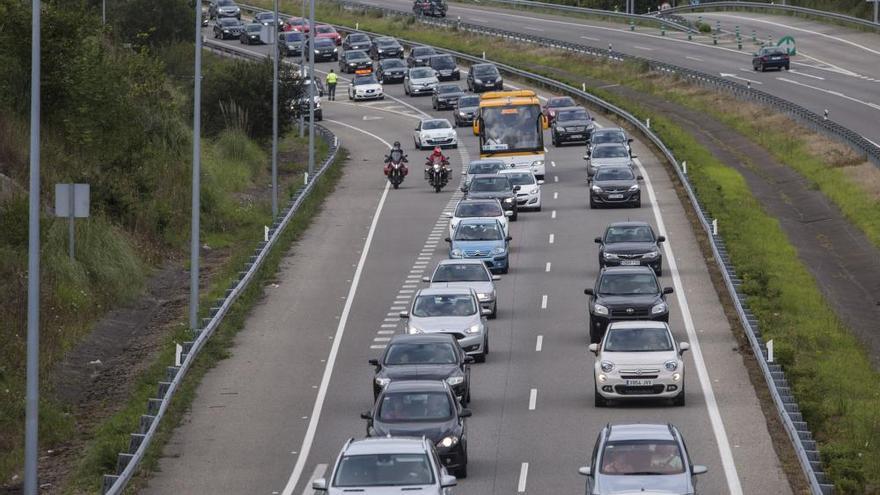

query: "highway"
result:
(360, 0), (880, 146)
(141, 29), (793, 494)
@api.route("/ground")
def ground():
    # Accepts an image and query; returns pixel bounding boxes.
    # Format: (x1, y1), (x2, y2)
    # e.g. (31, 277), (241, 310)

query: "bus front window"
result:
(480, 105), (543, 154)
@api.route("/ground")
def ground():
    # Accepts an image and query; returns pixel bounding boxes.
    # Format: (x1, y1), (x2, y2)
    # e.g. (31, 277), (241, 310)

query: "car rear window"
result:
(432, 263), (490, 282)
(592, 146), (630, 159)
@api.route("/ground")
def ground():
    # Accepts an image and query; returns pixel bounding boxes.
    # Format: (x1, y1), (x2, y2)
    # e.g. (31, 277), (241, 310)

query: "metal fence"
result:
(99, 41), (340, 494)
(661, 1), (880, 30)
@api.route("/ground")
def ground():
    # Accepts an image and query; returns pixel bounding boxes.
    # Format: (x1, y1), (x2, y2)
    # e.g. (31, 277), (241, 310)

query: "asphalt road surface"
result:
(141, 31), (793, 494)
(361, 0), (880, 147)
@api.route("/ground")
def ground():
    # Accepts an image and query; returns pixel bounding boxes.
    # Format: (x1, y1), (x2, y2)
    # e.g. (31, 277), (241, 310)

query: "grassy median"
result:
(267, 3), (880, 491)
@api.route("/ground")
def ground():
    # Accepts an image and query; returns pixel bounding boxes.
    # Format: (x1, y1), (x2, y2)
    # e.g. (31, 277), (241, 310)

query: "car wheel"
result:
(404, 85), (410, 95)
(784, 64), (790, 71)
(474, 352), (485, 363)
(483, 336), (489, 355)
(594, 382), (608, 407)
(589, 318), (601, 344)
(673, 385), (685, 407)
(760, 63), (766, 72)
(753, 63), (758, 71)
(413, 138), (419, 150)
(534, 205), (542, 212)
(465, 386), (471, 405)
(500, 265), (509, 274)
(490, 304), (497, 319)
(589, 198), (596, 209)
(511, 211), (518, 222)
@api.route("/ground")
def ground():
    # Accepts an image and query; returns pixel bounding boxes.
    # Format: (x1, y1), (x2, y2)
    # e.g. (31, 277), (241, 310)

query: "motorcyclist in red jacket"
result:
(424, 147), (450, 180)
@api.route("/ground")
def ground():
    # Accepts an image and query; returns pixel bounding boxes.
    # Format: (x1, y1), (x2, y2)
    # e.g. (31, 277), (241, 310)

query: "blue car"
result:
(446, 218), (512, 274)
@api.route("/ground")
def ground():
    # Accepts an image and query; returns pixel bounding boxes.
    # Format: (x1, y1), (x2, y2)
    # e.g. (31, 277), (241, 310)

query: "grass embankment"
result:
(295, 4), (880, 491)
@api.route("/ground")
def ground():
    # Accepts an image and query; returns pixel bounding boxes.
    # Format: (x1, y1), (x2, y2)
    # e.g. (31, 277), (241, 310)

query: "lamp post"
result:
(271, 0), (280, 218)
(190, 0), (204, 332)
(308, 0), (315, 179)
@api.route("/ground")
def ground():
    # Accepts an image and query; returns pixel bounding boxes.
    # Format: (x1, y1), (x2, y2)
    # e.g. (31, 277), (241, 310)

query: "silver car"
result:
(313, 437), (457, 494)
(401, 287), (490, 362)
(585, 143), (636, 178)
(424, 259), (500, 318)
(499, 169), (543, 211)
(464, 159), (506, 188)
(404, 66), (440, 96)
(578, 423), (707, 495)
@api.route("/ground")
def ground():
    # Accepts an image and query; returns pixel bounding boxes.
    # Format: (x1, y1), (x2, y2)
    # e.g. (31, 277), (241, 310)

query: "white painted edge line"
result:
(528, 389), (538, 411)
(280, 121), (393, 495)
(517, 462), (529, 493)
(634, 158), (743, 495)
(535, 335), (543, 352)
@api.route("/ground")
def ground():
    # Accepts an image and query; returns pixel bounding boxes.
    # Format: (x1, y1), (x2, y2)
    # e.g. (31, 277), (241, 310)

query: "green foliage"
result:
(697, 21), (712, 33)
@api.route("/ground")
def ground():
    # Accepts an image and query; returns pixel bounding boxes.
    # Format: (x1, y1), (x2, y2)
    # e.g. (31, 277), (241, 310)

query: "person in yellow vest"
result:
(326, 70), (338, 101)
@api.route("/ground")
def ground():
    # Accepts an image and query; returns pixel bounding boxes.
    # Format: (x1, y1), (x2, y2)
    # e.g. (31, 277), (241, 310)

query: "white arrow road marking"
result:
(362, 115), (383, 121)
(720, 72), (763, 84)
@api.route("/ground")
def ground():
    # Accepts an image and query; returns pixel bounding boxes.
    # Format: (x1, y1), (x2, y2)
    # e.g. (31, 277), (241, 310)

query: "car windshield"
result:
(256, 12), (273, 20)
(593, 132), (626, 144)
(605, 225), (654, 243)
(558, 109), (589, 121)
(316, 25), (334, 33)
(422, 120), (450, 130)
(455, 223), (503, 241)
(385, 342), (458, 365)
(604, 327), (673, 352)
(456, 202), (502, 217)
(245, 24), (260, 32)
(595, 167), (635, 181)
(347, 51), (369, 60)
(315, 39), (334, 47)
(597, 273), (659, 295)
(219, 18), (238, 25)
(412, 294), (477, 317)
(467, 161), (505, 175)
(410, 68), (435, 79)
(470, 177), (512, 193)
(600, 440), (685, 475)
(354, 74), (379, 85)
(282, 32), (303, 41)
(378, 392), (453, 422)
(413, 47), (436, 56)
(382, 59), (405, 68)
(458, 96), (480, 107)
(377, 37), (397, 45)
(431, 56), (455, 69)
(549, 96), (576, 108)
(593, 146), (630, 159)
(472, 65), (498, 76)
(334, 453), (435, 487)
(503, 172), (535, 186)
(217, 0), (234, 5)
(438, 85), (461, 94)
(349, 34), (369, 42)
(432, 263), (490, 282)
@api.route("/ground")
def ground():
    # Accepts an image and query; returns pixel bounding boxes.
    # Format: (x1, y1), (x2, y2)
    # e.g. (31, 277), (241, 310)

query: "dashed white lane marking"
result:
(373, 337), (391, 342)
(548, 234), (555, 244)
(517, 462), (529, 492)
(633, 45), (654, 51)
(553, 192), (558, 199)
(369, 345), (386, 349)
(380, 323), (397, 328)
(545, 262), (551, 272)
(788, 69), (825, 81)
(550, 160), (556, 167)
(528, 389), (538, 411)
(524, 26), (545, 32)
(300, 463), (327, 495)
(540, 294), (548, 309)
(551, 210), (556, 219)
(580, 35), (600, 41)
(377, 330), (395, 335)
(535, 335), (543, 352)
(685, 55), (704, 62)
(554, 175), (559, 182)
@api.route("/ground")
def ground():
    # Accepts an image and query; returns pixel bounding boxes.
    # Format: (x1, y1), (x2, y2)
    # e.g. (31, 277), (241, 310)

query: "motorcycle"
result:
(426, 155), (451, 193)
(383, 149), (408, 189)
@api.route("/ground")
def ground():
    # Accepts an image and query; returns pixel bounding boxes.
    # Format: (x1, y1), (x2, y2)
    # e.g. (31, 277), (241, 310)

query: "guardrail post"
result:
(823, 109), (829, 121)
(646, 117), (650, 129)
(661, 26), (666, 36)
(715, 19), (721, 32)
(767, 339), (774, 362)
(712, 218), (718, 236)
(629, 19), (635, 31)
(713, 33), (717, 45)
(682, 161), (687, 174)
(752, 29), (757, 42)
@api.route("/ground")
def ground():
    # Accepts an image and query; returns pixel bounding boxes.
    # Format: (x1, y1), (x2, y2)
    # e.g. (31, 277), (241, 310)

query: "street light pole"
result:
(102, 0), (106, 25)
(24, 0), (42, 491)
(190, 0), (203, 331)
(271, 0), (279, 218)
(308, 0), (315, 180)
(299, 0), (306, 138)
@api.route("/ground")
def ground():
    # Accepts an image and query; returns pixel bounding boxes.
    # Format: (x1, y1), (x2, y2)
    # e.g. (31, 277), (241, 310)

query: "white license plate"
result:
(620, 260), (640, 266)
(569, 134), (583, 139)
(625, 379), (653, 386)
(608, 193), (624, 199)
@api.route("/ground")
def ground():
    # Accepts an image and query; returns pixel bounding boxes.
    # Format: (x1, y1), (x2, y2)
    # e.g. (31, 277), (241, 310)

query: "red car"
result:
(283, 17), (309, 33)
(542, 96), (577, 124)
(314, 24), (342, 45)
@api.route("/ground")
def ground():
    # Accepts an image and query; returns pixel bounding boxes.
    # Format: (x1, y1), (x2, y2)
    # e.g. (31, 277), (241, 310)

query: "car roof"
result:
(601, 265), (656, 275)
(607, 320), (669, 331)
(606, 221), (652, 229)
(417, 286), (475, 296)
(548, 96), (576, 104)
(458, 217), (502, 226)
(607, 423), (675, 442)
(594, 127), (626, 134)
(438, 83), (462, 89)
(593, 142), (629, 149)
(343, 437), (430, 456)
(498, 169), (534, 176)
(385, 379), (449, 393)
(388, 333), (458, 344)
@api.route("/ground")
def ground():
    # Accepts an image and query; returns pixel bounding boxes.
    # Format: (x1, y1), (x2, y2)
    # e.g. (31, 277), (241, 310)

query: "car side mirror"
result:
(422, 276), (430, 283)
(504, 210), (513, 217)
(577, 466), (591, 476)
(657, 235), (666, 243)
(505, 236), (513, 242)
(594, 236), (602, 243)
(588, 343), (598, 354)
(537, 180), (545, 185)
(631, 154), (638, 159)
(513, 185), (521, 191)
(444, 212), (454, 218)
(399, 311), (410, 319)
(492, 275), (501, 281)
(584, 288), (594, 295)
(459, 408), (473, 418)
(460, 186), (468, 192)
(663, 287), (674, 295)
(637, 175), (643, 181)
(368, 358), (380, 366)
(627, 138), (634, 143)
(679, 342), (690, 354)
(693, 465), (708, 475)
(463, 356), (475, 364)
(481, 308), (492, 316)
(444, 237), (452, 243)
(312, 478), (328, 491)
(360, 411), (372, 420)
(440, 474), (458, 487)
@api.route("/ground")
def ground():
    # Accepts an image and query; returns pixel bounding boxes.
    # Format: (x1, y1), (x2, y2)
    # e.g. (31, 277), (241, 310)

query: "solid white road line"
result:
(685, 55), (704, 62)
(535, 335), (543, 352)
(580, 35), (600, 41)
(633, 158), (743, 495)
(633, 45), (655, 51)
(299, 463), (327, 495)
(777, 77), (880, 111)
(788, 69), (825, 81)
(541, 294), (548, 309)
(517, 462), (529, 492)
(528, 389), (538, 411)
(280, 121), (393, 495)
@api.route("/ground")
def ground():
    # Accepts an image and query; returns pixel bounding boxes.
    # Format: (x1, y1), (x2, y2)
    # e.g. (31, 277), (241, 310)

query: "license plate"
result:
(569, 134), (583, 139)
(625, 379), (653, 386)
(620, 260), (640, 266)
(608, 193), (624, 199)
(771, 56), (781, 60)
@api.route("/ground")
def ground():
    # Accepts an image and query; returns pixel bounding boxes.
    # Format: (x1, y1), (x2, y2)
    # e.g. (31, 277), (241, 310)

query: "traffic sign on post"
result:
(776, 35), (797, 56)
(54, 183), (90, 260)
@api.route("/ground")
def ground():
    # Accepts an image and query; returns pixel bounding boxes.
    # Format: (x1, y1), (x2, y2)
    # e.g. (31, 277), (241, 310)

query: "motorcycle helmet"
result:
(433, 146), (442, 154)
(393, 140), (401, 149)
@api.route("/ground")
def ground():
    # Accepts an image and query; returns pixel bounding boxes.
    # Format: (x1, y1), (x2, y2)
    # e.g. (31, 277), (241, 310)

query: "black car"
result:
(240, 23), (263, 45)
(589, 166), (642, 209)
(370, 36), (404, 59)
(253, 11), (281, 28)
(362, 380), (470, 477)
(551, 106), (594, 146)
(376, 58), (407, 83)
(342, 32), (373, 52)
(584, 266), (673, 343)
(208, 0), (240, 19)
(428, 54), (460, 81)
(542, 95), (577, 124)
(432, 84), (466, 110)
(588, 127), (633, 155)
(467, 63), (503, 93)
(369, 334), (473, 403)
(454, 95), (480, 127)
(308, 38), (338, 62)
(339, 50), (372, 73)
(596, 221), (665, 276)
(278, 31), (305, 56)
(212, 17), (243, 39)
(413, 0), (448, 17)
(462, 174), (520, 221)
(753, 46), (790, 72)
(407, 46), (437, 67)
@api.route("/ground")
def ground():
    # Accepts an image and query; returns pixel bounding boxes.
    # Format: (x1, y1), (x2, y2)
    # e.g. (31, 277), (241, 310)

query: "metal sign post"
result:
(872, 0), (879, 24)
(54, 183), (90, 260)
(308, 0), (315, 180)
(191, 0), (204, 331)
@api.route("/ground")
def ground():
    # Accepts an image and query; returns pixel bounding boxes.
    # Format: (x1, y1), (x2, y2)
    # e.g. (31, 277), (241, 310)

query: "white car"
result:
(589, 321), (688, 407)
(499, 169), (543, 211)
(414, 118), (457, 150)
(404, 66), (440, 96)
(347, 72), (384, 101)
(424, 259), (500, 318)
(446, 198), (510, 238)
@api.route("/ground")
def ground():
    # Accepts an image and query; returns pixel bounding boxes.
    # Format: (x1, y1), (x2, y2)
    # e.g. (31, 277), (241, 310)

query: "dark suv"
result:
(428, 54), (460, 81)
(462, 174), (520, 220)
(551, 106), (594, 146)
(584, 266), (673, 343)
(407, 46), (437, 67)
(467, 63), (503, 92)
(596, 221), (665, 275)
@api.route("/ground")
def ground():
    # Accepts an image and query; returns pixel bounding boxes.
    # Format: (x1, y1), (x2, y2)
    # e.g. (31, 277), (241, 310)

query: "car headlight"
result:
(458, 111), (467, 116)
(314, 49), (320, 54)
(665, 360), (678, 372)
(531, 159), (544, 169)
(503, 197), (514, 204)
(408, 325), (423, 334)
(593, 303), (609, 316)
(466, 324), (481, 334)
(375, 377), (391, 387)
(476, 292), (492, 301)
(643, 250), (659, 259)
(628, 184), (640, 192)
(474, 78), (483, 84)
(446, 376), (465, 386)
(378, 49), (384, 53)
(491, 247), (505, 255)
(333, 47), (338, 52)
(223, 29), (229, 32)
(437, 436), (459, 448)
(450, 248), (463, 257)
(349, 62), (356, 66)
(603, 252), (618, 260)
(591, 185), (603, 193)
(600, 361), (614, 373)
(651, 302), (668, 315)
(557, 127), (568, 132)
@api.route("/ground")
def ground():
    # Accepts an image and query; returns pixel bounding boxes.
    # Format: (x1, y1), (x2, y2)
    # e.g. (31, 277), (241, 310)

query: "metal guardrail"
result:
(234, 2), (835, 492)
(99, 42), (340, 494)
(661, 1), (880, 30)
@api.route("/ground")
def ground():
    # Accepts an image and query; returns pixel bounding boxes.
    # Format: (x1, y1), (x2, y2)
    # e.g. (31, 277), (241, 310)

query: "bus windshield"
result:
(479, 104), (543, 154)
